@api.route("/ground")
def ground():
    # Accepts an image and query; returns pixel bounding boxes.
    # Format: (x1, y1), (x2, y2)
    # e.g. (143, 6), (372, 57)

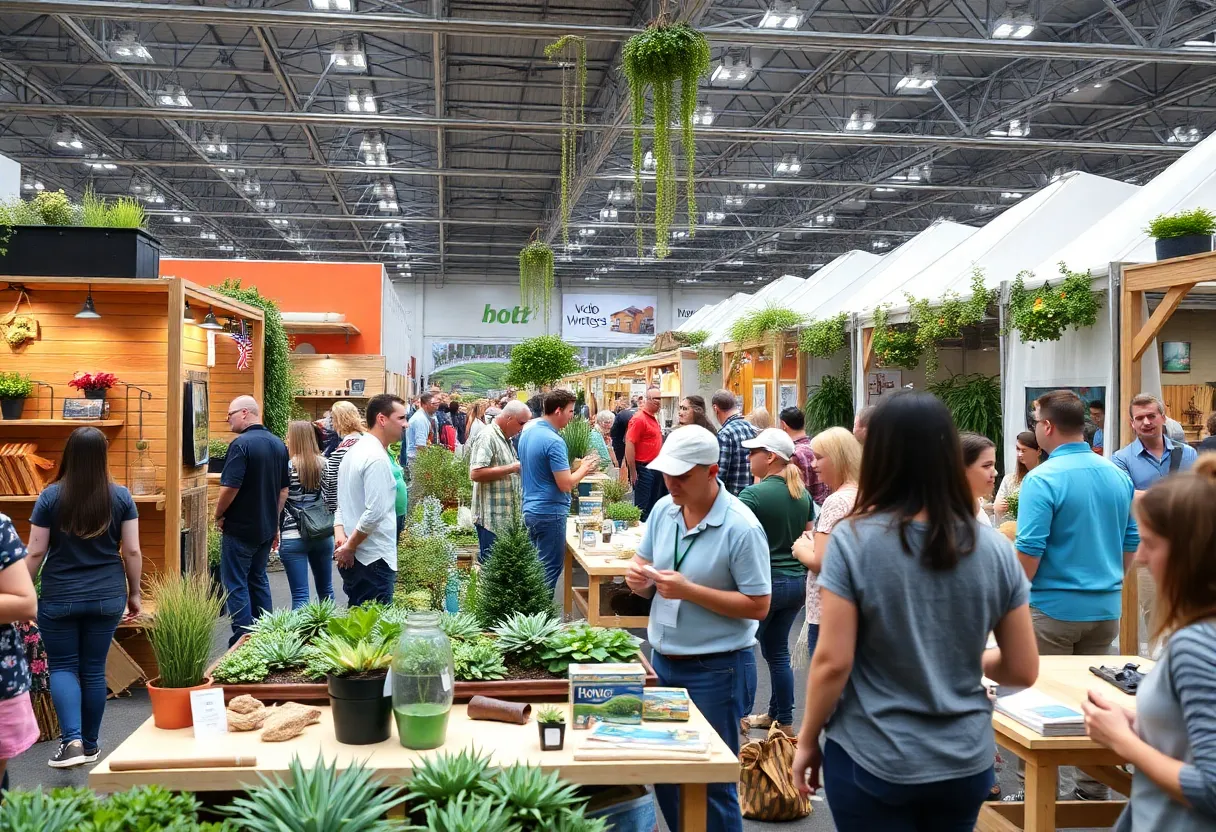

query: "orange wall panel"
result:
(162, 259), (383, 355)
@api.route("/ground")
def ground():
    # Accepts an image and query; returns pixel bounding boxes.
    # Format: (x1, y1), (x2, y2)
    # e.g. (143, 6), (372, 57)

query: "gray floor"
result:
(8, 565), (1114, 832)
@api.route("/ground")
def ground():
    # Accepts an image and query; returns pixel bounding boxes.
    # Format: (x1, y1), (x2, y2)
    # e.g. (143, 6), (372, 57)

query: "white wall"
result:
(379, 270), (412, 376)
(0, 154), (19, 201)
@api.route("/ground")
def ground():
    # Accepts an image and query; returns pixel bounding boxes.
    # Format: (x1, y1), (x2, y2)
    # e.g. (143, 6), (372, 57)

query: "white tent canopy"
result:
(704, 274), (807, 345)
(685, 292), (751, 341)
(785, 250), (883, 319)
(675, 298), (728, 334)
(872, 173), (1140, 306)
(1037, 131), (1216, 278)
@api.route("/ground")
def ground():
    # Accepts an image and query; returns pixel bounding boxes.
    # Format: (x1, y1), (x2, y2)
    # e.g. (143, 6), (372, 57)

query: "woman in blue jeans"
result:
(25, 427), (142, 769)
(279, 421), (335, 609)
(738, 428), (812, 736)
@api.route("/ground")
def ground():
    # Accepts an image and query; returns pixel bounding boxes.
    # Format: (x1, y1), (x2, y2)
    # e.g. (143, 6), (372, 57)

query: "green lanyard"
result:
(673, 531), (698, 572)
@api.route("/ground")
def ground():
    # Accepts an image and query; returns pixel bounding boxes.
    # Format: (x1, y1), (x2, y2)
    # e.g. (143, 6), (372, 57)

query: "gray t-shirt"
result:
(817, 512), (1030, 784)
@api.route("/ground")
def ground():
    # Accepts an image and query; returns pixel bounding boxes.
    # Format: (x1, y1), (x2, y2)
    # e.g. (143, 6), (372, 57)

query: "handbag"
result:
(285, 496), (334, 542)
(738, 724), (812, 821)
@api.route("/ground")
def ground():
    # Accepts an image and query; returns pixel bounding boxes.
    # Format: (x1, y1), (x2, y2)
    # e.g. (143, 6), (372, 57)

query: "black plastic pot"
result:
(538, 721), (566, 751)
(1155, 234), (1212, 261)
(208, 456), (226, 474)
(0, 398), (26, 420)
(83, 389), (107, 400)
(0, 226), (161, 278)
(327, 672), (391, 745)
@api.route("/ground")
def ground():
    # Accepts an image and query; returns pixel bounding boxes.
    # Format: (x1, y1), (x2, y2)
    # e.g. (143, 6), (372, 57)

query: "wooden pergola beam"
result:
(1131, 283), (1196, 362)
(861, 327), (875, 375)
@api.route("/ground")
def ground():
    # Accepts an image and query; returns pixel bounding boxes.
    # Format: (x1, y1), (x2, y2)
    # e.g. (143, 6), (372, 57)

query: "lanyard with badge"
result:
(653, 528), (697, 630)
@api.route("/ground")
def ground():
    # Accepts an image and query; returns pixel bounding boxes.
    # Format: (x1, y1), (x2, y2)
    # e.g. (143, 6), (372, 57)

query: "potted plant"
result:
(604, 501), (643, 528)
(1147, 208), (1216, 261)
(312, 608), (396, 744)
(145, 572), (225, 729)
(68, 371), (118, 400)
(207, 438), (229, 474)
(0, 188), (161, 278)
(0, 371), (33, 420)
(536, 705), (567, 751)
(561, 417), (593, 494)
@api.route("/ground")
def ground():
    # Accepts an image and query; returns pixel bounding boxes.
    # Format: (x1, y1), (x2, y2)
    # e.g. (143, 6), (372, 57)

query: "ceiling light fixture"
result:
(991, 13), (1035, 39)
(743, 182), (767, 192)
(809, 212), (836, 226)
(989, 118), (1029, 137)
(359, 131), (389, 166)
(599, 205), (619, 221)
(704, 209), (725, 224)
(140, 191), (165, 204)
(671, 230), (689, 240)
(692, 105), (714, 126)
(757, 243), (779, 256)
(216, 244), (235, 253)
(201, 131), (229, 156)
(378, 198), (399, 212)
(155, 84), (192, 108)
(607, 185), (633, 205)
(199, 230), (217, 240)
(107, 30), (153, 63)
(254, 196), (277, 211)
(311, 0), (353, 9)
(346, 87), (377, 113)
(759, 1), (804, 30)
(268, 217), (290, 227)
(873, 186), (897, 193)
(710, 52), (754, 86)
(172, 214), (192, 223)
(578, 228), (596, 238)
(724, 194), (746, 207)
(775, 153), (802, 175)
(845, 107), (876, 132)
(642, 151), (656, 171)
(872, 240), (891, 250)
(330, 38), (367, 72)
(83, 154), (118, 171)
(1000, 191), (1023, 200)
(21, 175), (44, 192)
(895, 64), (937, 94)
(387, 231), (407, 247)
(241, 177), (261, 195)
(218, 167), (246, 178)
(1167, 125), (1203, 144)
(1184, 33), (1216, 48)
(50, 126), (85, 152)
(75, 286), (101, 319)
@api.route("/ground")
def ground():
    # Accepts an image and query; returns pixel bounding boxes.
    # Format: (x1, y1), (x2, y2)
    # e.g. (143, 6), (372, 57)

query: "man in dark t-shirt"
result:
(610, 396), (636, 464)
(215, 395), (290, 645)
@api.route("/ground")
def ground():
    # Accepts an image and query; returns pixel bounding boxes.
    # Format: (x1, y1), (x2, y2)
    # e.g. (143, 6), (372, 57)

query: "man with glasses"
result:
(468, 400), (531, 562)
(626, 386), (666, 521)
(214, 395), (290, 645)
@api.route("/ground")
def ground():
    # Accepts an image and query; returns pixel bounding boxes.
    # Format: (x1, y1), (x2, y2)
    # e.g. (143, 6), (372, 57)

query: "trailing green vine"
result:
(519, 239), (555, 332)
(906, 269), (997, 377)
(798, 313), (848, 358)
(544, 35), (587, 247)
(871, 306), (923, 370)
(622, 16), (711, 258)
(672, 329), (708, 347)
(1006, 263), (1101, 343)
(806, 364), (854, 433)
(212, 279), (293, 438)
(696, 345), (721, 385)
(728, 306), (805, 345)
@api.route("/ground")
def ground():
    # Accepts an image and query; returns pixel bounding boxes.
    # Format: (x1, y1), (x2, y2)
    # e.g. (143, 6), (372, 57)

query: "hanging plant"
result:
(622, 12), (711, 259)
(928, 372), (1002, 448)
(729, 306), (805, 345)
(907, 269), (997, 377)
(505, 335), (582, 390)
(519, 238), (555, 332)
(798, 313), (848, 358)
(544, 36), (587, 247)
(1006, 263), (1101, 344)
(672, 329), (708, 348)
(805, 364), (854, 433)
(871, 306), (923, 370)
(696, 345), (721, 386)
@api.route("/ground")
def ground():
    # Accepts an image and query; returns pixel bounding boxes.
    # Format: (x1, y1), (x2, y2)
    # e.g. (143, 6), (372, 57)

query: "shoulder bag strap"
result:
(1169, 445), (1184, 473)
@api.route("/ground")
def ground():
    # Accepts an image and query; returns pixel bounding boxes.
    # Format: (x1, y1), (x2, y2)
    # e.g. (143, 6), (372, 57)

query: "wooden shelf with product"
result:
(560, 347), (708, 427)
(0, 419), (125, 429)
(289, 353), (409, 419)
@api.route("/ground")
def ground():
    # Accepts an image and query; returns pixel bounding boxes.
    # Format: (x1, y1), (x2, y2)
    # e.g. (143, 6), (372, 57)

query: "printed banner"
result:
(562, 294), (657, 342)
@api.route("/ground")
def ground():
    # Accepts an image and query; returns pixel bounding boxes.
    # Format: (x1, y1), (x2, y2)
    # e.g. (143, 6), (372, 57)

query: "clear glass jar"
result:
(130, 441), (157, 496)
(391, 611), (455, 749)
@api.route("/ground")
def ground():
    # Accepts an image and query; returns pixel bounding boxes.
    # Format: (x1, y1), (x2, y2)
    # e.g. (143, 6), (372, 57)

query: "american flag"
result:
(231, 321), (253, 371)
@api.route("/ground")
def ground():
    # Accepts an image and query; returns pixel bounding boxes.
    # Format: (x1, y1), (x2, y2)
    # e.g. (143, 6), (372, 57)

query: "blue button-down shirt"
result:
(637, 482), (771, 655)
(1014, 442), (1138, 622)
(1112, 434), (1197, 491)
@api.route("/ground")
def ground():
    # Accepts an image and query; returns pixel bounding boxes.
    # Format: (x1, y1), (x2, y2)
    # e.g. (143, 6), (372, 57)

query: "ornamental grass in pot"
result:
(1147, 208), (1216, 261)
(145, 572), (225, 729)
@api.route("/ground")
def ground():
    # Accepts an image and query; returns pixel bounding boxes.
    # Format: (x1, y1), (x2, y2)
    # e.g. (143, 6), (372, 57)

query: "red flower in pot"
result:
(68, 372), (119, 399)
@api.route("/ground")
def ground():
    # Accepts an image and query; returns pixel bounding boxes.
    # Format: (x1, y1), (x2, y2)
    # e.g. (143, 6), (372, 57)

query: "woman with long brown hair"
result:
(279, 420), (335, 609)
(1083, 454), (1216, 830)
(25, 426), (141, 769)
(994, 430), (1044, 523)
(678, 395), (715, 432)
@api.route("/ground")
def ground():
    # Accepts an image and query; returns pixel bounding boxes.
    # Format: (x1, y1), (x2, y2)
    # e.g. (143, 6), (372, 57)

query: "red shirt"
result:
(625, 409), (663, 464)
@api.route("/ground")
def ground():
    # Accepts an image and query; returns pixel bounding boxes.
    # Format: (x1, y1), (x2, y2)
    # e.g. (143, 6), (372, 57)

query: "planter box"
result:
(207, 634), (658, 705)
(1155, 234), (1213, 261)
(0, 226), (161, 278)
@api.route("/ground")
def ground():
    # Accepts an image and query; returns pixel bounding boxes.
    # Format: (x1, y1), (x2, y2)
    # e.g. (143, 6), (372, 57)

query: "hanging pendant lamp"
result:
(198, 307), (224, 331)
(75, 285), (101, 319)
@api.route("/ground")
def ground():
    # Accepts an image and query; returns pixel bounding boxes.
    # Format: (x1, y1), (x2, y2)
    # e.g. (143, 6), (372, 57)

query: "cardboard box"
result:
(106, 638), (145, 697)
(643, 687), (691, 721)
(569, 662), (645, 729)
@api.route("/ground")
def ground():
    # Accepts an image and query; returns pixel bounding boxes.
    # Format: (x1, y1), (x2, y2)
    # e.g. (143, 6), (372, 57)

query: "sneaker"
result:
(1001, 790), (1025, 803)
(740, 714), (773, 733)
(1072, 787), (1109, 801)
(48, 740), (98, 769)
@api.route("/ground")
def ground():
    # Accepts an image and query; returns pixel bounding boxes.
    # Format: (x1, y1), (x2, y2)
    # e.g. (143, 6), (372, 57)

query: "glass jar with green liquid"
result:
(391, 611), (454, 749)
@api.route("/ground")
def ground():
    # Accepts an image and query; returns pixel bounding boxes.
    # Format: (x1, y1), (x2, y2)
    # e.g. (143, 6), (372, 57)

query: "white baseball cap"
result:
(741, 427), (796, 460)
(648, 425), (721, 476)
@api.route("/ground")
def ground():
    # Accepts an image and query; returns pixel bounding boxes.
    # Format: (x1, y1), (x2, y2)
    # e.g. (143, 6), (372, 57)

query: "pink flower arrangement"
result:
(68, 372), (119, 392)
(29, 659), (46, 675)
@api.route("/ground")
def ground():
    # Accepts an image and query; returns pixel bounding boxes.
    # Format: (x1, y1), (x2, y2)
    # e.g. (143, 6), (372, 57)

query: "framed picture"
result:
(1025, 386), (1106, 431)
(348, 378), (367, 395)
(751, 383), (767, 412)
(63, 399), (106, 420)
(867, 371), (902, 404)
(1162, 341), (1192, 373)
(182, 379), (211, 466)
(778, 383), (798, 412)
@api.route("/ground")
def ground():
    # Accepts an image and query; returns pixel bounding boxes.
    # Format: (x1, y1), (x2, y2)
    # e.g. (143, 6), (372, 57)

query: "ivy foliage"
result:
(906, 269), (997, 377)
(870, 306), (923, 370)
(505, 335), (582, 390)
(519, 241), (555, 331)
(728, 306), (805, 345)
(544, 36), (587, 248)
(212, 279), (293, 437)
(798, 313), (848, 358)
(672, 329), (708, 347)
(696, 345), (721, 385)
(1006, 264), (1101, 343)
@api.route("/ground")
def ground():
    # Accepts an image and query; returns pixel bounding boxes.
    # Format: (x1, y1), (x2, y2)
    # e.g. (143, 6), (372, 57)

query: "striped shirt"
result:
(322, 434), (361, 514)
(468, 422), (522, 533)
(717, 413), (757, 495)
(280, 457), (325, 540)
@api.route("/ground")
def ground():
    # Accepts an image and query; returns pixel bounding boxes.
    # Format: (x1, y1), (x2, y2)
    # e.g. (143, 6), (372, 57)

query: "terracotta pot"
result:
(147, 677), (212, 729)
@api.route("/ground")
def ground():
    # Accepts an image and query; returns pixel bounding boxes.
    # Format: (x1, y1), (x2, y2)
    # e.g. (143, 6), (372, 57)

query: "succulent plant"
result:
(491, 612), (563, 667)
(403, 748), (492, 812)
(246, 631), (306, 671)
(536, 705), (566, 724)
(439, 611), (483, 642)
(539, 624), (642, 675)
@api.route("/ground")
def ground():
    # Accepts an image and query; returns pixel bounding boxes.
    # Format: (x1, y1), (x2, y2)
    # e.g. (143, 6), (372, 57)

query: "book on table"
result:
(585, 723), (708, 752)
(994, 688), (1086, 737)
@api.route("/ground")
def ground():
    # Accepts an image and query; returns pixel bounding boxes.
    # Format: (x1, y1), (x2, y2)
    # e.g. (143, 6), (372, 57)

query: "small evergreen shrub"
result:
(473, 520), (555, 628)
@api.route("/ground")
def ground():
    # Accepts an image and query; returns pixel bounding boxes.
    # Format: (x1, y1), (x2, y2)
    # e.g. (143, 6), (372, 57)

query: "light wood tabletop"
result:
(562, 518), (650, 627)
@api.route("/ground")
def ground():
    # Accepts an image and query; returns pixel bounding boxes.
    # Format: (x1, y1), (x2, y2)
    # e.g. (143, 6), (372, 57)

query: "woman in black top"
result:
(25, 427), (142, 769)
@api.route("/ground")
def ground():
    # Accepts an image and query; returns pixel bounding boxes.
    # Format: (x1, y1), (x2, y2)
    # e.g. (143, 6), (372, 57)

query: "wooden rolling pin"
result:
(110, 755), (257, 772)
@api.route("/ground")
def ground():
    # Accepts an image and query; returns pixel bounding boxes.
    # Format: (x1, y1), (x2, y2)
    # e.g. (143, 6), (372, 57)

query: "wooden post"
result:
(861, 327), (875, 375)
(166, 278), (184, 577)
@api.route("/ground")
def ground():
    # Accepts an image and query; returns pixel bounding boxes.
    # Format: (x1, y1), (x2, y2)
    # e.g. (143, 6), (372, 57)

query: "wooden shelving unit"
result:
(0, 493), (165, 508)
(0, 419), (125, 429)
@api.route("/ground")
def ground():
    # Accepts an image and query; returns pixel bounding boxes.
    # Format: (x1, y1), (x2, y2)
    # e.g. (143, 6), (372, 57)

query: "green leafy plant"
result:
(1006, 264), (1102, 343)
(207, 521), (222, 570)
(32, 189), (74, 225)
(484, 764), (583, 827)
(672, 329), (708, 347)
(247, 630), (307, 671)
(211, 645), (270, 684)
(397, 533), (455, 610)
(603, 501), (642, 524)
(696, 345), (721, 385)
(410, 445), (472, 506)
(404, 747), (493, 812)
(145, 572), (224, 688)
(0, 786), (231, 832)
(871, 306), (923, 369)
(1146, 207), (1216, 239)
(223, 754), (406, 832)
(598, 478), (627, 504)
(448, 526), (479, 547)
(400, 588), (434, 611)
(294, 597), (338, 640)
(311, 632), (394, 677)
(453, 637), (508, 681)
(729, 306), (805, 345)
(536, 705), (566, 724)
(798, 313), (848, 358)
(474, 519), (555, 628)
(208, 438), (230, 459)
(539, 623), (642, 674)
(244, 607), (303, 638)
(212, 279), (293, 437)
(0, 787), (96, 832)
(506, 334), (581, 390)
(424, 793), (515, 832)
(622, 20), (711, 258)
(561, 417), (592, 463)
(806, 367), (854, 433)
(1004, 491), (1020, 520)
(519, 241), (555, 331)
(79, 186), (108, 227)
(0, 371), (33, 399)
(325, 604), (387, 645)
(928, 372), (1002, 448)
(441, 507), (459, 526)
(492, 611), (563, 667)
(439, 611), (483, 642)
(545, 35), (587, 247)
(907, 269), (997, 377)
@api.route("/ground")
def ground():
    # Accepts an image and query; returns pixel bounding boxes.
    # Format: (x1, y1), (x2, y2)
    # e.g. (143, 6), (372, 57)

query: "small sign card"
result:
(190, 688), (229, 739)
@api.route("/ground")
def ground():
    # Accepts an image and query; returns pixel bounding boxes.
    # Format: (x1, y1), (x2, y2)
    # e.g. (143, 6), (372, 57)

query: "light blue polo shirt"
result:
(406, 408), (431, 461)
(1112, 434), (1197, 491)
(518, 418), (570, 516)
(637, 483), (772, 656)
(1015, 442), (1138, 622)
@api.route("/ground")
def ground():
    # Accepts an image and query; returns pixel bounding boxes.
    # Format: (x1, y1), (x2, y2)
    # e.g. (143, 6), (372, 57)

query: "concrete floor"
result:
(7, 565), (1116, 832)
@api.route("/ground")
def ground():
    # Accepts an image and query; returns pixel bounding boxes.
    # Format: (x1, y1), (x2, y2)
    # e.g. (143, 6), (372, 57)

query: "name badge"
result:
(652, 596), (680, 629)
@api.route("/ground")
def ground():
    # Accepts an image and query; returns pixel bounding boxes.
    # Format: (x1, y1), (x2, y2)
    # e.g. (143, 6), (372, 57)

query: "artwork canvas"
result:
(866, 371), (902, 404)
(183, 379), (210, 466)
(751, 383), (767, 412)
(1024, 386), (1106, 431)
(1162, 341), (1191, 373)
(778, 383), (798, 412)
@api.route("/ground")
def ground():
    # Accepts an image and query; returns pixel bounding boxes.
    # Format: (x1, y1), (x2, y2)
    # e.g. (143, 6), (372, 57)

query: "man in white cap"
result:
(624, 425), (771, 832)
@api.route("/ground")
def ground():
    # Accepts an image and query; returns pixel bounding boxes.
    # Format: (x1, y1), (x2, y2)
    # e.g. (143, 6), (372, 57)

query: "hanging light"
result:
(75, 286), (101, 319)
(183, 298), (196, 323)
(198, 308), (225, 330)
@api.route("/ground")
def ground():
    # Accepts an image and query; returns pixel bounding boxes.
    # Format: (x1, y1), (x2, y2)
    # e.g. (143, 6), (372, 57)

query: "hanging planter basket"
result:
(622, 15), (711, 259)
(519, 238), (555, 331)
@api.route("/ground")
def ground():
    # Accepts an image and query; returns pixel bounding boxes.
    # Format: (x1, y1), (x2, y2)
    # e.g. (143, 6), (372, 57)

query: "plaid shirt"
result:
(792, 436), (830, 505)
(468, 422), (521, 533)
(717, 414), (757, 495)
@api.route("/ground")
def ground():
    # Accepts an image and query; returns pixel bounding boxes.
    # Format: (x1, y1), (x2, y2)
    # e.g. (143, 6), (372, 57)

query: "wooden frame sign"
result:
(63, 398), (106, 420)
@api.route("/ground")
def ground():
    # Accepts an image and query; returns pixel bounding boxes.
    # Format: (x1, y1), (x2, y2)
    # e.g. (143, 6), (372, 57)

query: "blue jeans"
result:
(523, 511), (566, 591)
(823, 739), (993, 832)
(651, 649), (756, 832)
(475, 524), (498, 564)
(221, 534), (273, 646)
(278, 535), (335, 609)
(753, 573), (806, 725)
(38, 595), (126, 749)
(633, 464), (667, 522)
(806, 621), (820, 660)
(339, 558), (396, 607)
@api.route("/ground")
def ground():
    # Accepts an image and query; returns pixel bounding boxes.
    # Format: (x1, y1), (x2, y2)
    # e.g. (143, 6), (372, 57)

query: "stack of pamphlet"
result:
(994, 689), (1086, 737)
(572, 723), (711, 761)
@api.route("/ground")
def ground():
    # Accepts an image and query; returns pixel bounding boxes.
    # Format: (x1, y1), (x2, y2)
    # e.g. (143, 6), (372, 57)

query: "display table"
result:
(90, 702), (738, 832)
(978, 654), (1153, 832)
(562, 518), (649, 628)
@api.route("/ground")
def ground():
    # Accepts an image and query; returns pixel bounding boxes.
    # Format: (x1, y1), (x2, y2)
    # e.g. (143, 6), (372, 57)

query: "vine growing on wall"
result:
(212, 279), (293, 438)
(544, 35), (587, 247)
(1006, 263), (1101, 343)
(907, 269), (997, 377)
(870, 306), (923, 370)
(728, 306), (805, 345)
(798, 313), (848, 358)
(519, 238), (555, 332)
(696, 345), (721, 386)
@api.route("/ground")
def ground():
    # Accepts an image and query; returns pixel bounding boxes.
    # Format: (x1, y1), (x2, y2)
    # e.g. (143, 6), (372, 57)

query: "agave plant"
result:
(311, 632), (393, 677)
(491, 612), (563, 667)
(246, 630), (307, 671)
(404, 748), (493, 811)
(293, 597), (337, 640)
(439, 611), (483, 642)
(244, 607), (302, 638)
(424, 794), (516, 832)
(483, 765), (582, 828)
